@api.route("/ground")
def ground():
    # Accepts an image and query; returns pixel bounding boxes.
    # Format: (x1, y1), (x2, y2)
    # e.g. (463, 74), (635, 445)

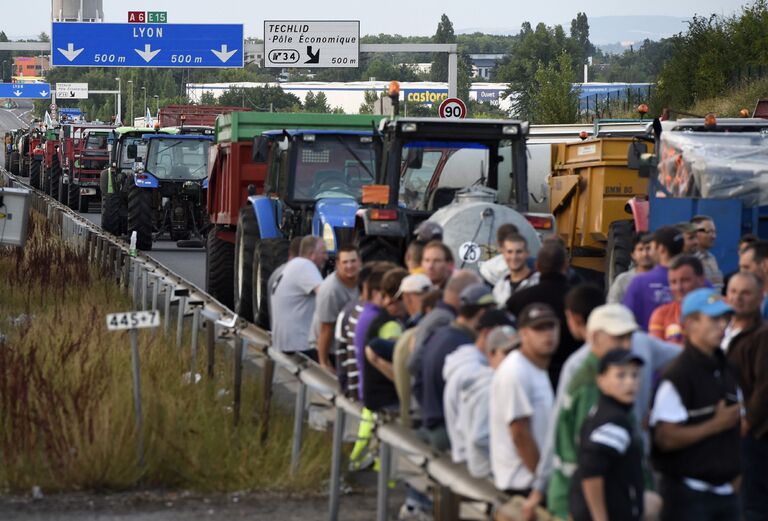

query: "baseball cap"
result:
(394, 273), (434, 299)
(414, 221), (443, 243)
(517, 303), (558, 329)
(681, 288), (733, 319)
(486, 325), (520, 353)
(459, 283), (497, 307)
(598, 348), (645, 374)
(586, 304), (639, 336)
(478, 309), (515, 330)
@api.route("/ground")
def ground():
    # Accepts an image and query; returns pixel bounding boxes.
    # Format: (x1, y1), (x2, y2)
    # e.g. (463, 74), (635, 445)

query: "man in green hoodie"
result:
(546, 304), (639, 518)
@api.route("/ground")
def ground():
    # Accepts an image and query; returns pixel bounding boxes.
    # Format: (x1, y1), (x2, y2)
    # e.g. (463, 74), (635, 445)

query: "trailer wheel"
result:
(205, 225), (235, 309)
(76, 191), (91, 213)
(233, 206), (259, 321)
(127, 185), (154, 251)
(9, 151), (19, 175)
(252, 238), (290, 330)
(29, 159), (41, 189)
(49, 158), (61, 201)
(66, 181), (80, 210)
(605, 219), (635, 290)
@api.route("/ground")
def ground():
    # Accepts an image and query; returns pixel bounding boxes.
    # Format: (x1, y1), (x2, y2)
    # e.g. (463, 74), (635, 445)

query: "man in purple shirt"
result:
(623, 226), (684, 330)
(353, 263), (395, 400)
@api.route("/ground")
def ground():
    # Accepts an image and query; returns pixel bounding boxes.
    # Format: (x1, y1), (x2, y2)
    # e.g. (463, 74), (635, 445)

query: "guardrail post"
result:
(206, 318), (215, 379)
(190, 305), (201, 373)
(150, 274), (160, 311)
(95, 237), (103, 267)
(233, 337), (245, 425)
(290, 382), (307, 477)
(376, 441), (392, 521)
(328, 406), (346, 521)
(260, 357), (275, 443)
(163, 283), (173, 336)
(122, 253), (131, 291)
(433, 485), (461, 521)
(141, 268), (149, 311)
(176, 294), (187, 350)
(132, 260), (141, 307)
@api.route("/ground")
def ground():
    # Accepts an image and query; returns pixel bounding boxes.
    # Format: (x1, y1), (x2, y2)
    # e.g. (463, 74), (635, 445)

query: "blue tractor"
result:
(234, 129), (377, 326)
(126, 132), (214, 250)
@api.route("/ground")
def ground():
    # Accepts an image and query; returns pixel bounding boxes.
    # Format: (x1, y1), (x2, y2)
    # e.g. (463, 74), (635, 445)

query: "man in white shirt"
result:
(492, 233), (539, 305)
(490, 303), (557, 495)
(271, 236), (327, 358)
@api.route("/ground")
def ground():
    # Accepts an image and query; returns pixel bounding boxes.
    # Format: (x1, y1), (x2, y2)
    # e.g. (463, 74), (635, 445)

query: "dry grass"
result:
(688, 78), (768, 117)
(0, 215), (332, 494)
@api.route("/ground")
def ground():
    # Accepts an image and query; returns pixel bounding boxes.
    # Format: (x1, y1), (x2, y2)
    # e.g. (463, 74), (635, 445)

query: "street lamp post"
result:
(127, 80), (134, 124)
(141, 86), (147, 116)
(115, 77), (122, 124)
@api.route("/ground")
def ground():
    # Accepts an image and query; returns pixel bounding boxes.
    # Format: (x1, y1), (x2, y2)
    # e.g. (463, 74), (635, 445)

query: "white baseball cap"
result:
(586, 304), (639, 336)
(394, 273), (434, 299)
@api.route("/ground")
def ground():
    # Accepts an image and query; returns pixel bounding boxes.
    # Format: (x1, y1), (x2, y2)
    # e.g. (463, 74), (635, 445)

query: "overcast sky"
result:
(5, 0), (747, 39)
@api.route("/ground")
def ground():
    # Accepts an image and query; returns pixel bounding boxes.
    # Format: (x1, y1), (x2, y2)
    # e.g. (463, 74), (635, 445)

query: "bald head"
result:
(443, 270), (483, 308)
(727, 271), (763, 317)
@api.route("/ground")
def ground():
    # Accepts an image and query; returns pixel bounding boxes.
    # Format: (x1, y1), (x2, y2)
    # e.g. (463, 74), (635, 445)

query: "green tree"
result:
(430, 14), (456, 82)
(569, 12), (594, 66)
(359, 90), (382, 114)
(304, 91), (331, 112)
(217, 86), (301, 111)
(199, 91), (216, 105)
(525, 52), (580, 123)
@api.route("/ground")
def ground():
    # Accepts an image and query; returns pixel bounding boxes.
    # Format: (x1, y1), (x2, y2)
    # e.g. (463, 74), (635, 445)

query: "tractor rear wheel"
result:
(253, 238), (290, 330)
(9, 151), (19, 175)
(127, 185), (154, 251)
(205, 225), (235, 309)
(29, 159), (41, 189)
(605, 219), (635, 290)
(233, 207), (259, 321)
(49, 159), (61, 201)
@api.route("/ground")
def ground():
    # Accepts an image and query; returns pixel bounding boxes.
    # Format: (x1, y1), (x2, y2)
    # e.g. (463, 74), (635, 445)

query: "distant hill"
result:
(458, 15), (688, 49)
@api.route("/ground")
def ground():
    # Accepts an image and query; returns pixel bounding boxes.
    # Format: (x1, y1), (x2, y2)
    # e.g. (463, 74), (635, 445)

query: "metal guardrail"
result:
(1, 167), (560, 521)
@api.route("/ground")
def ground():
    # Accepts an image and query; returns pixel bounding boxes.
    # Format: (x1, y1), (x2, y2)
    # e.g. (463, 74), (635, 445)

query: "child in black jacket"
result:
(569, 348), (645, 521)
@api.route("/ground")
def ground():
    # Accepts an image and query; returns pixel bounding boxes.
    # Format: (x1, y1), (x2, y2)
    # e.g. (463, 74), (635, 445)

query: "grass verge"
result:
(0, 215), (332, 494)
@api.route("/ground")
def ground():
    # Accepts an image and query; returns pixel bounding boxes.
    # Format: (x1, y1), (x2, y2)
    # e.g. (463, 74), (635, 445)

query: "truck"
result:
(99, 126), (178, 236)
(624, 114), (768, 277)
(205, 112), (386, 316)
(126, 132), (214, 249)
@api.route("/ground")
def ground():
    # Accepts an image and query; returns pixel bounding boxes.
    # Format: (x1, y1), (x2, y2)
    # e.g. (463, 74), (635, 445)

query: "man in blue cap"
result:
(650, 288), (742, 521)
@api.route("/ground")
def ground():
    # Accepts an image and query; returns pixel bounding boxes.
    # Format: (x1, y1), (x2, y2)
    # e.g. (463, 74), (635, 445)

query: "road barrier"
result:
(1, 167), (558, 521)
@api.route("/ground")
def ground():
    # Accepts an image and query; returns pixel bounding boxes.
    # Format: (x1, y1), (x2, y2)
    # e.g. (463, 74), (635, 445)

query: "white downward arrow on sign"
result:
(40, 90), (48, 97)
(57, 43), (84, 62)
(211, 44), (237, 63)
(135, 44), (161, 63)
(13, 90), (22, 97)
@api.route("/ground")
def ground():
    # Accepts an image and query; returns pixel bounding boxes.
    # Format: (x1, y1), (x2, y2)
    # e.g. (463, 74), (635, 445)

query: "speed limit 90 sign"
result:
(439, 97), (467, 119)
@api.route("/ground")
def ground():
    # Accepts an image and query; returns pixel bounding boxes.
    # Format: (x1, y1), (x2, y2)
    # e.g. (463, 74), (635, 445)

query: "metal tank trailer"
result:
(427, 186), (542, 272)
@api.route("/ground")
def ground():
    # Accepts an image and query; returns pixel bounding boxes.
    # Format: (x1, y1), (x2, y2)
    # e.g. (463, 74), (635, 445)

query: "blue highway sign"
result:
(0, 83), (52, 99)
(52, 22), (244, 68)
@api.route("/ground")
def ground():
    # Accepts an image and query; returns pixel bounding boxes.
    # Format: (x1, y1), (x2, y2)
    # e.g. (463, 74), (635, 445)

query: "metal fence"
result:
(0, 168), (558, 521)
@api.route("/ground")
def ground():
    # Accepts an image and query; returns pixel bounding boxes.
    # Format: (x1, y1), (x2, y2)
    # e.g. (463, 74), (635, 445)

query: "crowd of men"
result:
(267, 216), (767, 521)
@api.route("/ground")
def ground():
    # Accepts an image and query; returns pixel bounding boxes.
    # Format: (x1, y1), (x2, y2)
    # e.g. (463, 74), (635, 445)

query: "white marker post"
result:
(106, 310), (161, 467)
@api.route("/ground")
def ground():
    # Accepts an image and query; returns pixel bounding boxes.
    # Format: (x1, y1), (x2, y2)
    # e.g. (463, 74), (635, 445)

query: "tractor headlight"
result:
(322, 222), (336, 252)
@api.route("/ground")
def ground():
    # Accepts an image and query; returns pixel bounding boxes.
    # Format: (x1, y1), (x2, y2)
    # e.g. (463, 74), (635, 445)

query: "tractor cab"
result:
(132, 133), (214, 184)
(256, 129), (377, 206)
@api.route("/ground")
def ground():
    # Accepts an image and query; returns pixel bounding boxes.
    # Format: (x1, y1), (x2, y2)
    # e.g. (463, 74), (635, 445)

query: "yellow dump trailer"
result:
(548, 137), (651, 274)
